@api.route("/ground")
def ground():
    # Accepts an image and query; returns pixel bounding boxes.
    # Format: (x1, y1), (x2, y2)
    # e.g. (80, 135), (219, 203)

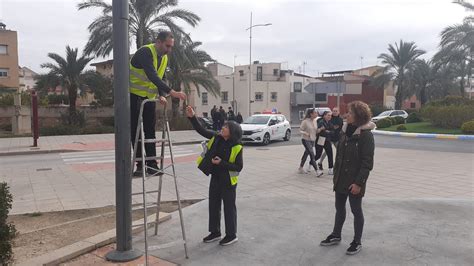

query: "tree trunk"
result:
(68, 85), (77, 114)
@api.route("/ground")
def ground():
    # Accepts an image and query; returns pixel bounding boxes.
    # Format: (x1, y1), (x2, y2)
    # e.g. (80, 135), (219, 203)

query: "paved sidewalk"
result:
(0, 130), (206, 155)
(2, 143), (473, 214)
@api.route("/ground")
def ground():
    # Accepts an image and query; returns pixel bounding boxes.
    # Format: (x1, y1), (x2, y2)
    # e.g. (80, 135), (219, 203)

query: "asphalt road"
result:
(260, 130), (474, 154)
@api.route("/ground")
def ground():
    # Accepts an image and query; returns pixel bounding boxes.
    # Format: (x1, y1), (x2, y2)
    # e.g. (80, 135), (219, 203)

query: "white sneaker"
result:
(328, 168), (334, 175)
(298, 167), (307, 174)
(316, 170), (324, 177)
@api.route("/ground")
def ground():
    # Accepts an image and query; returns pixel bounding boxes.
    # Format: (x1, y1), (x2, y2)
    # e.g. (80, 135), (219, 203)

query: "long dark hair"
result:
(223, 120), (242, 144)
(321, 111), (331, 120)
(305, 108), (316, 119)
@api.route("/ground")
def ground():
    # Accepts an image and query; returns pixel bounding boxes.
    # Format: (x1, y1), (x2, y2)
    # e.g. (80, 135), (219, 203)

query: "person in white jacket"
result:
(298, 108), (324, 176)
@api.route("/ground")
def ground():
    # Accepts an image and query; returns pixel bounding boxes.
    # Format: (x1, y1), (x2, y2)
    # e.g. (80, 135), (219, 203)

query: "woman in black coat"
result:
(313, 111), (335, 177)
(320, 101), (375, 255)
(186, 105), (243, 246)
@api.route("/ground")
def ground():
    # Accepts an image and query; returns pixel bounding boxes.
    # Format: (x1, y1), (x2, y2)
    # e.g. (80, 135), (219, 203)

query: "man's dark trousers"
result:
(130, 93), (157, 167)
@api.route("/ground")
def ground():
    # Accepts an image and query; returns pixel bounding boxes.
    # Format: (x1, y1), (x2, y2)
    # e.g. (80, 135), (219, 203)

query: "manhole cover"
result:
(36, 168), (52, 171)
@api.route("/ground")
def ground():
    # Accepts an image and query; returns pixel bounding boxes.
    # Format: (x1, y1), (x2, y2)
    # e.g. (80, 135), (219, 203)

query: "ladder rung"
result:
(131, 189), (160, 196)
(142, 138), (169, 143)
(134, 156), (164, 162)
(148, 240), (185, 251)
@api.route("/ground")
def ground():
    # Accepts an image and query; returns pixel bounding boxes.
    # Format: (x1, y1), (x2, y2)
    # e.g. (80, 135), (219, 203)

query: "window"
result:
(299, 110), (305, 120)
(294, 82), (302, 92)
(315, 93), (327, 102)
(202, 92), (208, 105)
(273, 69), (279, 76)
(221, 91), (228, 103)
(239, 70), (244, 77)
(410, 103), (416, 109)
(255, 92), (263, 101)
(0, 45), (7, 55)
(257, 66), (263, 81)
(271, 92), (277, 102)
(277, 115), (285, 123)
(0, 68), (8, 77)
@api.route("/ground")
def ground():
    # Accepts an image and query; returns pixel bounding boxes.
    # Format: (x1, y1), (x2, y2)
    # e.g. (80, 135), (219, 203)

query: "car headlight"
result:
(252, 129), (263, 133)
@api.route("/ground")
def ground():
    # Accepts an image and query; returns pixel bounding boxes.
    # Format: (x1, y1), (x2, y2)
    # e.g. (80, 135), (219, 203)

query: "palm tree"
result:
(77, 0), (200, 57)
(435, 21), (474, 97)
(406, 59), (432, 106)
(454, 0), (474, 22)
(374, 40), (426, 109)
(40, 46), (93, 117)
(167, 34), (220, 117)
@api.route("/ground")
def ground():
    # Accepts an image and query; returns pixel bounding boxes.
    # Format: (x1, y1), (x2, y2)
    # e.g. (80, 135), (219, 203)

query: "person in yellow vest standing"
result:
(130, 31), (186, 176)
(186, 105), (243, 246)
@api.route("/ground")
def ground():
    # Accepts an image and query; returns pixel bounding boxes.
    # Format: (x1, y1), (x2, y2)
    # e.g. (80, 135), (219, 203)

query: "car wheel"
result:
(283, 129), (291, 141)
(262, 133), (271, 146)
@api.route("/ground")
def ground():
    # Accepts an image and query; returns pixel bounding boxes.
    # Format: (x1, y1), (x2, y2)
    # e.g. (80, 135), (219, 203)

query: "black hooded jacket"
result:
(189, 116), (243, 187)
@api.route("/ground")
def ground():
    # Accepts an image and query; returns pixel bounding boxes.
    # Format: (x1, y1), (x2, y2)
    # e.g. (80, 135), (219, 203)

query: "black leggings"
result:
(300, 139), (318, 171)
(332, 192), (364, 243)
(315, 139), (333, 168)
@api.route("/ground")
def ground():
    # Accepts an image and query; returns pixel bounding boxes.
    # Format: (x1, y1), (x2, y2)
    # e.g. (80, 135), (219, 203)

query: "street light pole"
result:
(246, 12), (271, 117)
(106, 0), (142, 262)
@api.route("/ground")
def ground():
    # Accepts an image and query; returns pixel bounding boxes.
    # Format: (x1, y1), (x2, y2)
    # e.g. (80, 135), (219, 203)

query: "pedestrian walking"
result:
(236, 112), (243, 124)
(312, 111), (335, 176)
(228, 107), (235, 121)
(318, 107), (343, 172)
(211, 105), (218, 130)
(129, 31), (186, 177)
(186, 105), (243, 246)
(219, 106), (227, 129)
(298, 108), (322, 176)
(320, 101), (375, 255)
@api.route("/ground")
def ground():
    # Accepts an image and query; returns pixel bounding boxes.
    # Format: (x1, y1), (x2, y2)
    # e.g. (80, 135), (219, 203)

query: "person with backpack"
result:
(186, 105), (243, 246)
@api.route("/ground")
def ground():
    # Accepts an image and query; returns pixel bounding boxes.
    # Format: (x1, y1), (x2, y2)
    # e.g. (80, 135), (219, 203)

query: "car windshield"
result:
(378, 111), (392, 117)
(243, 116), (271, 125)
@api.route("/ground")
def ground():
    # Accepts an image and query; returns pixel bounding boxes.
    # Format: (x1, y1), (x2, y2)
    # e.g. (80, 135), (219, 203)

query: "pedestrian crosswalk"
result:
(60, 146), (199, 165)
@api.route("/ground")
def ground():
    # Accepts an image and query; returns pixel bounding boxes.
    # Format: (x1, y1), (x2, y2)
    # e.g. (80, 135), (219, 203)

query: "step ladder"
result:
(131, 99), (189, 265)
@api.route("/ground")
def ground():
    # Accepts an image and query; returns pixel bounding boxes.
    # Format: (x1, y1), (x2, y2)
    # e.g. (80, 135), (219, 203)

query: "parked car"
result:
(241, 114), (291, 145)
(197, 117), (213, 130)
(371, 110), (408, 122)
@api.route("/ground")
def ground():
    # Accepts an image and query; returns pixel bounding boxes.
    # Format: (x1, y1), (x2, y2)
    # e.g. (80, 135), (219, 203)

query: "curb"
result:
(0, 140), (204, 157)
(18, 212), (172, 266)
(373, 130), (474, 141)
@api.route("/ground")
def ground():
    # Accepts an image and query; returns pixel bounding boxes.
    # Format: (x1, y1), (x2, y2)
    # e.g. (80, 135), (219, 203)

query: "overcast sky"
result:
(0, 0), (467, 76)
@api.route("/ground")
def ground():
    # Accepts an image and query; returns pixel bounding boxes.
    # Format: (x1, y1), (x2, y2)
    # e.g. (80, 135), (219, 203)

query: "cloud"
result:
(0, 0), (467, 76)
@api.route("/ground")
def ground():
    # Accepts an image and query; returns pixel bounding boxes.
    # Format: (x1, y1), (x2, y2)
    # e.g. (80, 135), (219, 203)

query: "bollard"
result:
(32, 91), (39, 147)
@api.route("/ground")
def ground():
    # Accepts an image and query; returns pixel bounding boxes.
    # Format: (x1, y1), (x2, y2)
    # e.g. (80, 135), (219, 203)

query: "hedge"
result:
(376, 118), (392, 129)
(422, 105), (474, 129)
(461, 120), (474, 134)
(406, 112), (422, 123)
(0, 182), (16, 265)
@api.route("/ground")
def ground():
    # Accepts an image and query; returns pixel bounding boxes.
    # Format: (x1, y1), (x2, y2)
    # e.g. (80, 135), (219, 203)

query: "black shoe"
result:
(320, 234), (341, 246)
(219, 235), (238, 246)
(203, 232), (221, 243)
(318, 162), (323, 171)
(133, 165), (143, 177)
(346, 241), (362, 255)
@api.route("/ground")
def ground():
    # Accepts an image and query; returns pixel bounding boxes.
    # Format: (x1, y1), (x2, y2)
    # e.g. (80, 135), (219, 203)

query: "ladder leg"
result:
(165, 119), (189, 259)
(139, 112), (149, 266)
(154, 127), (166, 236)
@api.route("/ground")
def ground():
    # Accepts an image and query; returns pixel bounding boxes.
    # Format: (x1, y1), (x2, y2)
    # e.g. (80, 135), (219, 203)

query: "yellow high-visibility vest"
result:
(196, 136), (243, 186)
(129, 43), (168, 99)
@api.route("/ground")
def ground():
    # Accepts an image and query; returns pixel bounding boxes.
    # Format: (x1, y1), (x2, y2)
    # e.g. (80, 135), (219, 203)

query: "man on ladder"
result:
(130, 31), (186, 176)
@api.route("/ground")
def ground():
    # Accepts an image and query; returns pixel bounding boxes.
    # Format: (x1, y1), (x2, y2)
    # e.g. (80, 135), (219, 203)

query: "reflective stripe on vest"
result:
(129, 43), (168, 99)
(196, 136), (242, 186)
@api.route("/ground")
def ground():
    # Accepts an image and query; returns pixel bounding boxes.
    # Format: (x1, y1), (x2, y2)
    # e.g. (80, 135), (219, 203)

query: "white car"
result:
(241, 114), (291, 145)
(371, 110), (408, 122)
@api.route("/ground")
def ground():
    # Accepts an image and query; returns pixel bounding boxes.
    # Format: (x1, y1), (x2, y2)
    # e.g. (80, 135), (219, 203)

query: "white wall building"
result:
(19, 66), (37, 92)
(190, 62), (320, 123)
